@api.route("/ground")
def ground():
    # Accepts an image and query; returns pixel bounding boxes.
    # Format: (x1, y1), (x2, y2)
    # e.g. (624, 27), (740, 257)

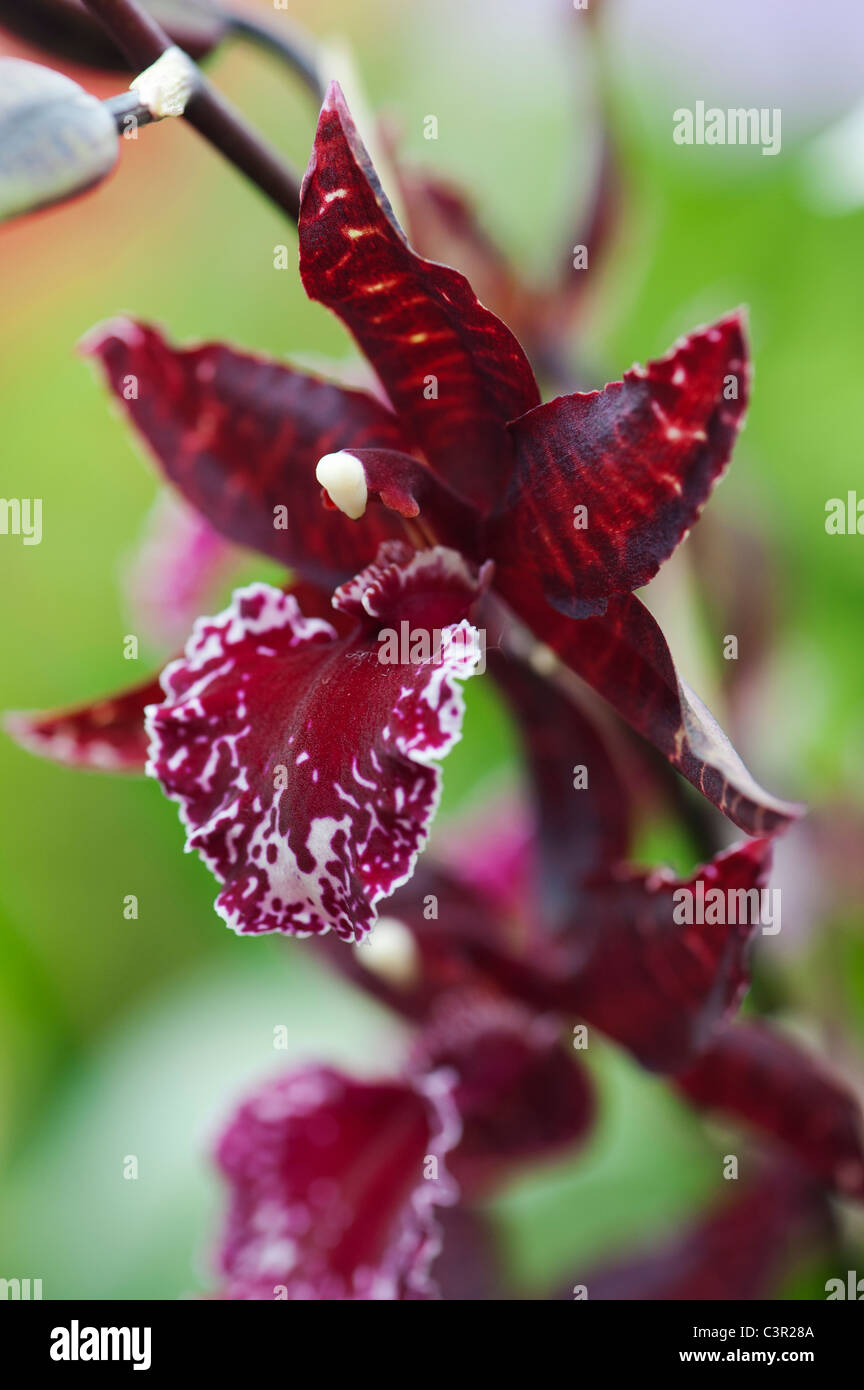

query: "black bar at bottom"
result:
(1, 1298), (860, 1374)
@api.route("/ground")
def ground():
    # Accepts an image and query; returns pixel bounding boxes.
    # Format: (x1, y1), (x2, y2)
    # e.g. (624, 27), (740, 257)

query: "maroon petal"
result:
(563, 840), (773, 1070)
(491, 315), (750, 618)
(146, 544), (486, 941)
(5, 672), (164, 771)
(213, 1065), (458, 1301)
(81, 319), (411, 588)
(462, 839), (775, 1073)
(523, 590), (804, 836)
(411, 993), (595, 1195)
(676, 1023), (864, 1200)
(299, 82), (540, 512)
(570, 1167), (830, 1301)
(488, 650), (632, 931)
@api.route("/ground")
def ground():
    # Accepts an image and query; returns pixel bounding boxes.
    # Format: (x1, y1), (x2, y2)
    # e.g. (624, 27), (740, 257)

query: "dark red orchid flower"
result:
(206, 838), (861, 1301)
(7, 80), (802, 952)
(316, 652), (864, 1209)
(208, 783), (861, 1301)
(260, 815), (859, 1298)
(207, 1040), (839, 1301)
(209, 989), (594, 1301)
(210, 1064), (459, 1301)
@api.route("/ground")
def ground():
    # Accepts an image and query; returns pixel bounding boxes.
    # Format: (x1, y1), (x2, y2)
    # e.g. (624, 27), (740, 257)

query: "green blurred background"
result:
(1, 0), (863, 1298)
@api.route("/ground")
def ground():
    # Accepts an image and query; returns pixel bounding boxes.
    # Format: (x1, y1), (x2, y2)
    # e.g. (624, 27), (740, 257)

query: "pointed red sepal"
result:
(456, 839), (776, 1073)
(521, 591), (804, 836)
(492, 314), (750, 618)
(81, 318), (409, 588)
(299, 82), (540, 512)
(5, 672), (165, 771)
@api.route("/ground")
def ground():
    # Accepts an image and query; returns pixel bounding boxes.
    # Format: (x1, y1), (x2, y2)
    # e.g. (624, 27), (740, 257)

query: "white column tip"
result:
(130, 46), (199, 119)
(315, 451), (368, 520)
(353, 916), (420, 987)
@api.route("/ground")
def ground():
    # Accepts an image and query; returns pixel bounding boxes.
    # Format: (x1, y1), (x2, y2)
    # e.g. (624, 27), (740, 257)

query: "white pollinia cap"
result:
(315, 450), (368, 520)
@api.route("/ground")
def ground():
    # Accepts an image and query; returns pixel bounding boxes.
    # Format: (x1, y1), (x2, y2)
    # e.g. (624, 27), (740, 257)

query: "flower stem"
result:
(81, 0), (302, 222)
